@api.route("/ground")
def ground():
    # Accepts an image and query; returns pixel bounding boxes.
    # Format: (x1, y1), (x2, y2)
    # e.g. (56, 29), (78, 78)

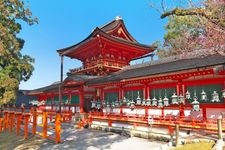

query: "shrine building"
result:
(27, 17), (225, 129)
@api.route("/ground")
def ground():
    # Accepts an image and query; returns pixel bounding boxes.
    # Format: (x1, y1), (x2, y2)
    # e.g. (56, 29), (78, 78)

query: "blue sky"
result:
(19, 0), (168, 90)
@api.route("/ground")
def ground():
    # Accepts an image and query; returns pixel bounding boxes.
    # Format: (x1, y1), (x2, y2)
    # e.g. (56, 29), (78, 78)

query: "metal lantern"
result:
(142, 99), (146, 106)
(192, 98), (200, 111)
(126, 99), (130, 107)
(146, 97), (151, 106)
(91, 99), (96, 109)
(185, 90), (191, 99)
(119, 100), (123, 106)
(211, 91), (220, 102)
(158, 97), (163, 108)
(152, 97), (157, 106)
(171, 93), (178, 105)
(178, 94), (185, 104)
(222, 89), (225, 98)
(111, 101), (115, 108)
(130, 100), (135, 110)
(96, 100), (101, 110)
(201, 90), (207, 101)
(123, 97), (127, 104)
(163, 96), (169, 106)
(106, 101), (110, 108)
(136, 96), (142, 105)
(102, 100), (106, 107)
(115, 100), (119, 107)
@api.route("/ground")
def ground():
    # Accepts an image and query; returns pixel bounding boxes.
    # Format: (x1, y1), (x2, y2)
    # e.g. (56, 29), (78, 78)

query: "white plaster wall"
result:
(148, 109), (162, 116)
(164, 109), (179, 116)
(112, 108), (120, 114)
(136, 109), (145, 115)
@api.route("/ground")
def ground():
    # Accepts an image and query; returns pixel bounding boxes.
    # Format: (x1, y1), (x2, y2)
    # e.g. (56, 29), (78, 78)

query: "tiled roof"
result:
(86, 54), (225, 85)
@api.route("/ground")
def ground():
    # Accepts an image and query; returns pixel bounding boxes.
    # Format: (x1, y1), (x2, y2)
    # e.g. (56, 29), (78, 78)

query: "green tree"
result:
(0, 0), (38, 105)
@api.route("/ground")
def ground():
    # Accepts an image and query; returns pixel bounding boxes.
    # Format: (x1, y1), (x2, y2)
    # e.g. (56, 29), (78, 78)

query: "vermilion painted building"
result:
(27, 17), (225, 127)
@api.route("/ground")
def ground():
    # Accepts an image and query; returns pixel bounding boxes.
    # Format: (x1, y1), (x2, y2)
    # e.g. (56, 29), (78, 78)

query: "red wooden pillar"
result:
(202, 107), (207, 122)
(4, 111), (8, 130)
(177, 80), (184, 119)
(42, 111), (47, 139)
(143, 83), (148, 99)
(55, 112), (61, 144)
(79, 86), (84, 113)
(118, 86), (121, 100)
(24, 113), (30, 139)
(9, 112), (14, 132)
(32, 107), (37, 135)
(16, 112), (22, 135)
(99, 87), (104, 100)
(0, 118), (2, 132)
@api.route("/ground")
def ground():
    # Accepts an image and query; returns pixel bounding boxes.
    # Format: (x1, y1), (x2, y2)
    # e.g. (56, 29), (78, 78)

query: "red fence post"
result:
(24, 113), (30, 139)
(42, 111), (47, 139)
(16, 112), (22, 135)
(32, 108), (37, 135)
(9, 112), (13, 132)
(3, 111), (8, 130)
(55, 112), (61, 144)
(0, 118), (2, 132)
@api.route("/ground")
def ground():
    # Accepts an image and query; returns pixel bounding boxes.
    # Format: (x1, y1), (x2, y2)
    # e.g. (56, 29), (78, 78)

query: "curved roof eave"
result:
(57, 28), (155, 57)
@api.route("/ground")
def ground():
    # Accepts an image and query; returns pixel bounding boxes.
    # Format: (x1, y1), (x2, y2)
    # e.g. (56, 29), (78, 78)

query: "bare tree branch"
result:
(160, 8), (225, 30)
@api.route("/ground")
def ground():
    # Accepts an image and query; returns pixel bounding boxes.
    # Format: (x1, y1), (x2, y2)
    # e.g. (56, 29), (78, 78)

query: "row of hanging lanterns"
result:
(90, 88), (225, 111)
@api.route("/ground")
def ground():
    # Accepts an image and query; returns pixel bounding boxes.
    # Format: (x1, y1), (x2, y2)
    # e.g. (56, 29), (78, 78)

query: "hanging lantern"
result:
(146, 97), (151, 106)
(192, 98), (200, 111)
(171, 93), (178, 105)
(102, 100), (106, 107)
(152, 97), (157, 106)
(211, 91), (220, 102)
(201, 90), (207, 101)
(115, 100), (119, 107)
(119, 100), (123, 106)
(136, 94), (142, 105)
(91, 99), (96, 109)
(111, 101), (115, 108)
(163, 96), (169, 106)
(106, 102), (110, 114)
(96, 100), (101, 110)
(222, 89), (225, 98)
(158, 97), (163, 108)
(178, 94), (185, 104)
(185, 90), (191, 99)
(106, 101), (110, 108)
(141, 99), (146, 106)
(126, 99), (130, 107)
(130, 100), (135, 110)
(123, 97), (127, 104)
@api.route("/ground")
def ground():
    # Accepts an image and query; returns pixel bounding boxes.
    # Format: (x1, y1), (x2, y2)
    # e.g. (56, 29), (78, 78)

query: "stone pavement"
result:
(38, 125), (168, 150)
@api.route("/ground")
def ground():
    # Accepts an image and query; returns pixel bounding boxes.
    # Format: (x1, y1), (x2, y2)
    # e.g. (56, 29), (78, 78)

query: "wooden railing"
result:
(0, 108), (62, 144)
(89, 112), (225, 132)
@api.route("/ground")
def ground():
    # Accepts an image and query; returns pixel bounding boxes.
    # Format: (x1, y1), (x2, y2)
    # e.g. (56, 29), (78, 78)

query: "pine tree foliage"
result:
(0, 0), (37, 105)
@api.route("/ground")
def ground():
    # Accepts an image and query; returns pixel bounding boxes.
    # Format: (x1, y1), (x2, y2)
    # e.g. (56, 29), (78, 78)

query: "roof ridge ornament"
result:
(115, 16), (122, 20)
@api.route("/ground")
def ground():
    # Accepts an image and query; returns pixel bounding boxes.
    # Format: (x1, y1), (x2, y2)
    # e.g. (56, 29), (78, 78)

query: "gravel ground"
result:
(39, 128), (167, 150)
(0, 126), (168, 150)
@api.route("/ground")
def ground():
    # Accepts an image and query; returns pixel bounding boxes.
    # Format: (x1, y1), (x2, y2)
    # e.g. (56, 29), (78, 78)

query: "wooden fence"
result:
(0, 107), (63, 144)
